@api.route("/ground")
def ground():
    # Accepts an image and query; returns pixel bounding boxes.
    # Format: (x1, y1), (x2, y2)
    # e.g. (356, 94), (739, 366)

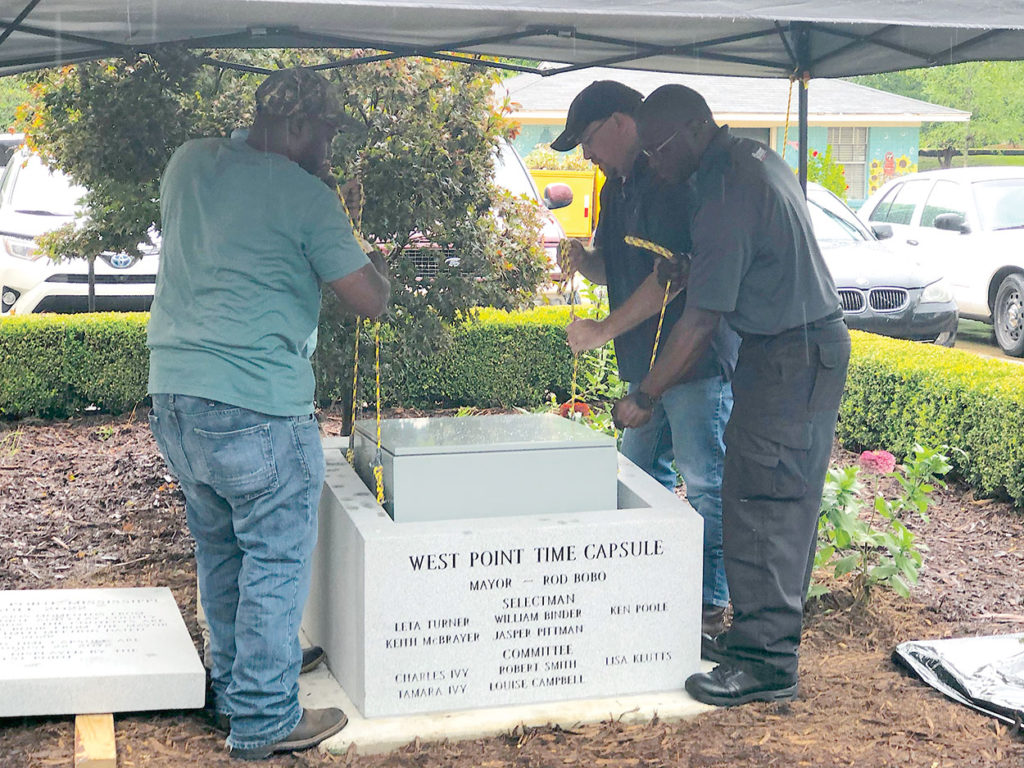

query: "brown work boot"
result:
(229, 707), (348, 760)
(702, 603), (727, 637)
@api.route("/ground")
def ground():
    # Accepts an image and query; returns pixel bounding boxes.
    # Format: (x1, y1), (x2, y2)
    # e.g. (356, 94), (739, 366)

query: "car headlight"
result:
(1, 234), (42, 261)
(920, 279), (953, 304)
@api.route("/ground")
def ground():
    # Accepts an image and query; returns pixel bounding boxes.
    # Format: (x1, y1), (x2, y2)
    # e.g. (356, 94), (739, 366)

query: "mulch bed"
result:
(1, 410), (1022, 768)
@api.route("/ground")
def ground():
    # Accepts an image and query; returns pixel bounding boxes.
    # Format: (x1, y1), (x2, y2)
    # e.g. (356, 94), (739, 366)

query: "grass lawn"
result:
(918, 154), (1024, 171)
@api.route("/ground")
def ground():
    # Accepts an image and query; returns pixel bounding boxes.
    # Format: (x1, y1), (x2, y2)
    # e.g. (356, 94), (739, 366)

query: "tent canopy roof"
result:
(2, 1), (1024, 79)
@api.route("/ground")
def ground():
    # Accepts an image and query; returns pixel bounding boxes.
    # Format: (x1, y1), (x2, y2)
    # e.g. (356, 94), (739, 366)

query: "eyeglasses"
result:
(641, 129), (680, 159)
(579, 116), (611, 148)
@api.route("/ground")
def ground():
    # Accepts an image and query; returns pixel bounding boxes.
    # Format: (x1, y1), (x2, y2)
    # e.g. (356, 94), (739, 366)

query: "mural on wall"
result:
(869, 152), (918, 194)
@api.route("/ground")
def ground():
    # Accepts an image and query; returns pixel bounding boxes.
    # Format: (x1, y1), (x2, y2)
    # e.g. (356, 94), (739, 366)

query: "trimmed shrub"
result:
(4, 314), (1024, 508)
(0, 313), (149, 418)
(839, 330), (1024, 506)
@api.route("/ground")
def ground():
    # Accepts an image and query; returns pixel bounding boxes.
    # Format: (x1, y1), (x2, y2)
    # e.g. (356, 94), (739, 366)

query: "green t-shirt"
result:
(147, 136), (368, 416)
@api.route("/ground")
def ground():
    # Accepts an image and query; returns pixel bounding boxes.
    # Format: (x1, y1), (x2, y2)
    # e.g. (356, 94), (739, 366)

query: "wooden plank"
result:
(74, 714), (115, 768)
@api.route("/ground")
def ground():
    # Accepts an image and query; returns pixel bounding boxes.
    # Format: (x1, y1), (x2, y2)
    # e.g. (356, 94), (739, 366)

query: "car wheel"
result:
(993, 272), (1024, 357)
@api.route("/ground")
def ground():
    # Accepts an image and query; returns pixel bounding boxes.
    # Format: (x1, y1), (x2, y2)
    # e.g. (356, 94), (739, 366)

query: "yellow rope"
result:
(561, 240), (581, 416)
(648, 279), (673, 372)
(346, 318), (361, 464)
(623, 235), (673, 260)
(338, 182), (365, 466)
(623, 236), (676, 373)
(781, 75), (795, 161)
(373, 320), (384, 504)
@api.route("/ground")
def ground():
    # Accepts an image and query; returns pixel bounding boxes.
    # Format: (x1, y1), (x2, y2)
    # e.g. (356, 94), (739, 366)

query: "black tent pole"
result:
(798, 74), (808, 194)
(795, 23), (810, 195)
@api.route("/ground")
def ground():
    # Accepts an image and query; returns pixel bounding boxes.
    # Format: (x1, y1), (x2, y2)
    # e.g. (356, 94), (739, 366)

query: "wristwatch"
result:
(633, 388), (660, 411)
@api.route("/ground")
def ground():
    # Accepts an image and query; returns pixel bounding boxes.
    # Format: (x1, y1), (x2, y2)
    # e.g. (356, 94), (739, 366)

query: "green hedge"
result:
(0, 313), (149, 418)
(390, 307), (576, 408)
(3, 313), (1024, 507)
(839, 330), (1024, 506)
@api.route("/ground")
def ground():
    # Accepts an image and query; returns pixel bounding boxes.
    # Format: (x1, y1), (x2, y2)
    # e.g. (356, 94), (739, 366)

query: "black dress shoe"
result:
(700, 632), (730, 664)
(685, 663), (798, 706)
(300, 645), (326, 674)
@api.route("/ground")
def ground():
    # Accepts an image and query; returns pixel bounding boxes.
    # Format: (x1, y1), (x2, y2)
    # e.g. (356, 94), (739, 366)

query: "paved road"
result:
(953, 319), (1022, 364)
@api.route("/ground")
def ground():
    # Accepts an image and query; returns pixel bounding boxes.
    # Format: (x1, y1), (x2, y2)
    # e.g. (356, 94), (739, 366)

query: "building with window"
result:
(501, 67), (968, 218)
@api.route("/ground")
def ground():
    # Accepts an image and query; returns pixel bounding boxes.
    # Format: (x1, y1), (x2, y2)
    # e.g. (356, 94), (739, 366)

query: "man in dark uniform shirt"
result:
(554, 81), (739, 647)
(614, 84), (850, 706)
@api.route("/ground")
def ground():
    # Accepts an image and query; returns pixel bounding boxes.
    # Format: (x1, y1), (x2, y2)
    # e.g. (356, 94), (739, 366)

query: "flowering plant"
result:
(811, 444), (952, 600)
(806, 145), (849, 200)
(558, 401), (592, 419)
(859, 449), (897, 474)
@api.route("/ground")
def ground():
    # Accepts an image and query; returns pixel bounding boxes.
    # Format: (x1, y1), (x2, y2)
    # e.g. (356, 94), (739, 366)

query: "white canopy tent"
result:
(2, 0), (1020, 181)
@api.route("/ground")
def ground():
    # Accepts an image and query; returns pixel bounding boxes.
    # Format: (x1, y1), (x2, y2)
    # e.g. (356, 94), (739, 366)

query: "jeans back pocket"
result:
(193, 423), (279, 501)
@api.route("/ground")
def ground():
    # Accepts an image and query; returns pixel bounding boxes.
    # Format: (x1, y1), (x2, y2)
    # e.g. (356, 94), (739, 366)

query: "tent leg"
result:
(798, 73), (808, 195)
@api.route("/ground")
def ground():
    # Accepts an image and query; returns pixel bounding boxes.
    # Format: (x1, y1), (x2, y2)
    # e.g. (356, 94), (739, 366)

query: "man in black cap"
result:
(553, 81), (738, 649)
(615, 83), (850, 707)
(148, 68), (389, 759)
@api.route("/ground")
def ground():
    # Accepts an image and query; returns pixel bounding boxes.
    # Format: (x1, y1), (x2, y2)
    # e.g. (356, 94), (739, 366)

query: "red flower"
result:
(859, 450), (897, 474)
(811, 150), (819, 157)
(559, 401), (592, 418)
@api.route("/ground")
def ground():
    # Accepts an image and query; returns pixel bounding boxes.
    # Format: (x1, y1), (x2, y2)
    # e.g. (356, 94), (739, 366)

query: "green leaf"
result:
(834, 555), (861, 577)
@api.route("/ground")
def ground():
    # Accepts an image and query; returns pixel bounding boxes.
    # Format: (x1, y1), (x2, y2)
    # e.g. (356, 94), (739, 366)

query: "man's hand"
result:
(339, 177), (364, 226)
(566, 318), (612, 353)
(366, 246), (388, 278)
(612, 393), (654, 429)
(656, 253), (691, 288)
(558, 238), (587, 279)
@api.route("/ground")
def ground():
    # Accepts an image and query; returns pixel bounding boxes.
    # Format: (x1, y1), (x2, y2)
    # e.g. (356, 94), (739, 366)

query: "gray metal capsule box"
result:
(351, 413), (618, 522)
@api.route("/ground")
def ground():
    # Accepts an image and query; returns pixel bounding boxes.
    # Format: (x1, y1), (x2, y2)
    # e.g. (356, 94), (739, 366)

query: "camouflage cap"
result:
(255, 68), (353, 128)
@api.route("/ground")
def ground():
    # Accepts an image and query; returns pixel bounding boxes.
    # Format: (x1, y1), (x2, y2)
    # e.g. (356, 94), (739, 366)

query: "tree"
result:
(854, 62), (1024, 166)
(19, 49), (546, 413)
(0, 76), (30, 130)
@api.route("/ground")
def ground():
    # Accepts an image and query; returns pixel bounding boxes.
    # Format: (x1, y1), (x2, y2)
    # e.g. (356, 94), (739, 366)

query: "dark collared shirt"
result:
(687, 126), (840, 336)
(595, 155), (735, 382)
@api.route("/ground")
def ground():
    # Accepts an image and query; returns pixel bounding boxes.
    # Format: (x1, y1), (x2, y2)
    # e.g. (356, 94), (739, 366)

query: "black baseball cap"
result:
(550, 81), (643, 152)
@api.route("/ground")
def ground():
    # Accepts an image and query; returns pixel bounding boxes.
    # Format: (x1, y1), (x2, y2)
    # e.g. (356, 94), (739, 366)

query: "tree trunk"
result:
(939, 147), (956, 169)
(88, 257), (96, 312)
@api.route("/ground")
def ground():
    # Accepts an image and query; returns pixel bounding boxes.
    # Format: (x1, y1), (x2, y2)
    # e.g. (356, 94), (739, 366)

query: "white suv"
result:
(0, 150), (158, 315)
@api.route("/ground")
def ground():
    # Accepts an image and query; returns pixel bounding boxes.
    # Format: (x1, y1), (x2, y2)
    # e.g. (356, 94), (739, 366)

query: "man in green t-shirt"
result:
(147, 68), (389, 760)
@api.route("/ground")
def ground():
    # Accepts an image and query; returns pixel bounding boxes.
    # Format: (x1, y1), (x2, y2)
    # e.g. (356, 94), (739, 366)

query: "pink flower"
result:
(859, 450), (897, 474)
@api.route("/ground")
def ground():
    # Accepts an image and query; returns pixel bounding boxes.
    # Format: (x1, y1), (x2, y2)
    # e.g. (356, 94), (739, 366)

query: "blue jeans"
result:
(148, 394), (325, 751)
(621, 376), (733, 608)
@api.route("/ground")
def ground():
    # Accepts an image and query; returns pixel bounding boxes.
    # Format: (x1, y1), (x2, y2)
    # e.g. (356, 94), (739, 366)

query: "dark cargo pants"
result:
(720, 313), (850, 682)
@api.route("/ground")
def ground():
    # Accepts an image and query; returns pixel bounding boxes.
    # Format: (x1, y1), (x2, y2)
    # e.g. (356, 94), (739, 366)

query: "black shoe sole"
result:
(685, 680), (798, 707)
(301, 646), (326, 674)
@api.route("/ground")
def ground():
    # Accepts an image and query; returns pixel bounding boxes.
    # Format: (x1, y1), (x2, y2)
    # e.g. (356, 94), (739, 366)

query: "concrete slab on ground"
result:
(297, 654), (715, 756)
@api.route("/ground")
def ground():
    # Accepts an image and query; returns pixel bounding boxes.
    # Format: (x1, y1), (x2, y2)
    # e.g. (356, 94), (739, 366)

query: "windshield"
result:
(492, 142), (540, 201)
(8, 155), (85, 216)
(807, 198), (869, 246)
(972, 178), (1024, 231)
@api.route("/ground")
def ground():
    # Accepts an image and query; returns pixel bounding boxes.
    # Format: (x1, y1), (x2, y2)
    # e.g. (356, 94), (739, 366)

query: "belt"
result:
(802, 308), (845, 331)
(740, 308), (845, 342)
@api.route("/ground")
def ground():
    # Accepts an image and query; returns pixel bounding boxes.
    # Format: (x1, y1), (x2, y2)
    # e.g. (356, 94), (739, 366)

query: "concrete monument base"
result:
(303, 427), (705, 718)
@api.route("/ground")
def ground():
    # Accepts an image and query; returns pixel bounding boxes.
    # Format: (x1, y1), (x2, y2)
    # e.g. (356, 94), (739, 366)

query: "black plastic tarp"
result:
(893, 634), (1024, 726)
